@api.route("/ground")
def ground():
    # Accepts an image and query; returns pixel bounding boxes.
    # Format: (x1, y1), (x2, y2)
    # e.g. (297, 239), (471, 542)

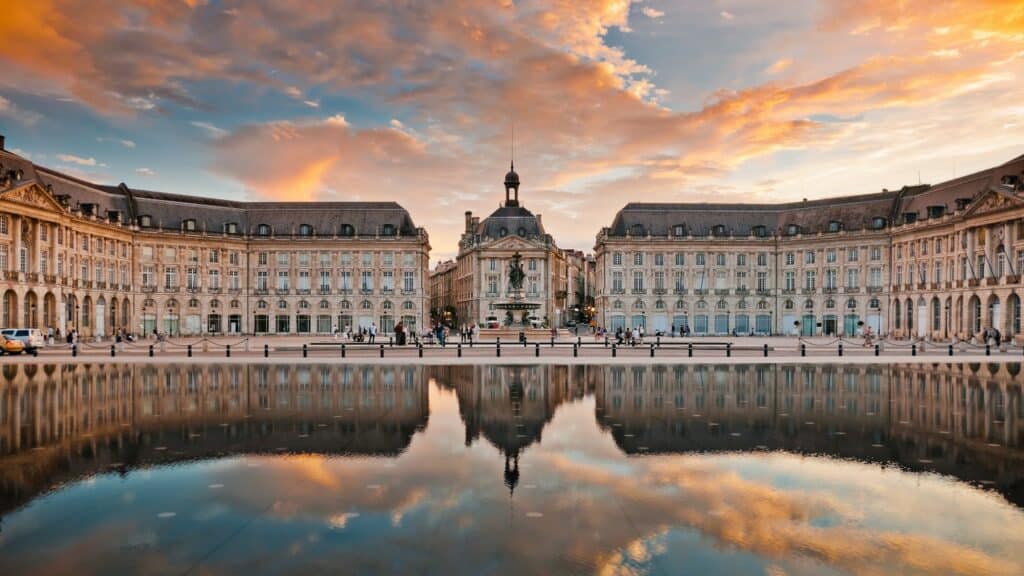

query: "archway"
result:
(122, 299), (130, 332)
(915, 297), (926, 338)
(82, 295), (93, 335)
(944, 296), (952, 338)
(23, 290), (38, 328)
(2, 289), (17, 327)
(931, 297), (941, 332)
(986, 294), (1001, 335)
(95, 296), (106, 337)
(65, 294), (78, 332)
(905, 298), (914, 337)
(956, 295), (963, 336)
(43, 292), (56, 330)
(1007, 293), (1020, 339)
(109, 296), (118, 332)
(968, 295), (981, 335)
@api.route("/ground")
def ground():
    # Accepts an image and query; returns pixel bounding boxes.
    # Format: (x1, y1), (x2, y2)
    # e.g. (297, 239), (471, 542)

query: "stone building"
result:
(0, 138), (430, 338)
(596, 154), (1024, 340)
(444, 163), (569, 328)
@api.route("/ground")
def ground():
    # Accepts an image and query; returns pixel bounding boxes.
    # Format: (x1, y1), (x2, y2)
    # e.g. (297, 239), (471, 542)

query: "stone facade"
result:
(0, 143), (430, 338)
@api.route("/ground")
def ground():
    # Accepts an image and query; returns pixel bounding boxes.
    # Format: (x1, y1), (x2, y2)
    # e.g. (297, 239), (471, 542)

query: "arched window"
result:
(894, 300), (901, 328)
(655, 300), (665, 309)
(869, 298), (880, 309)
(716, 300), (728, 310)
(210, 300), (220, 309)
(138, 215), (153, 228)
(319, 299), (330, 309)
(871, 217), (887, 230)
(826, 298), (835, 309)
(257, 300), (268, 309)
(697, 300), (707, 309)
(299, 224), (314, 236)
(298, 300), (310, 309)
(673, 224), (685, 237)
(340, 224), (355, 237)
(827, 220), (842, 233)
(752, 225), (767, 238)
(847, 298), (857, 309)
(631, 224), (644, 236)
(257, 224), (271, 236)
(633, 299), (645, 309)
(183, 218), (197, 232)
(403, 301), (415, 310)
(805, 299), (814, 309)
(757, 300), (769, 310)
(675, 299), (686, 309)
(786, 224), (800, 236)
(382, 300), (393, 310)
(340, 300), (351, 309)
(188, 298), (199, 308)
(613, 299), (623, 309)
(517, 227), (526, 237)
(499, 227), (508, 237)
(361, 300), (372, 310)
(712, 224), (727, 237)
(784, 299), (794, 310)
(737, 300), (747, 309)
(230, 299), (240, 308)
(278, 299), (288, 309)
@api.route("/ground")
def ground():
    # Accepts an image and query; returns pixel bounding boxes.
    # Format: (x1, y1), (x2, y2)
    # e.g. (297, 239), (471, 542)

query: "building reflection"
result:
(0, 363), (428, 515)
(1, 362), (1021, 515)
(593, 363), (1024, 505)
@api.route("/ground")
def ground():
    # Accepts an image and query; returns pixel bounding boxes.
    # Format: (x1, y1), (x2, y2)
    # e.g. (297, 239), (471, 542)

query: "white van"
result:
(1, 328), (46, 351)
(484, 316), (501, 329)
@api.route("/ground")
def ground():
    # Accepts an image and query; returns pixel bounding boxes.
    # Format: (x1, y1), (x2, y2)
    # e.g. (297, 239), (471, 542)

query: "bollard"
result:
(264, 343), (269, 358)
(986, 344), (991, 356)
(72, 344), (78, 357)
(188, 344), (192, 358)
(874, 344), (880, 356)
(111, 344), (116, 357)
(149, 344), (154, 357)
(650, 343), (655, 358)
(418, 344), (423, 358)
(302, 344), (308, 358)
(573, 344), (579, 357)
(726, 343), (731, 358)
(604, 336), (609, 348)
(226, 345), (231, 358)
(341, 343), (346, 358)
(612, 343), (617, 357)
(838, 343), (843, 357)
(389, 336), (393, 347)
(458, 343), (462, 358)
(656, 335), (661, 348)
(496, 340), (501, 357)
(688, 343), (693, 357)
(948, 344), (954, 356)
(800, 343), (806, 357)
(551, 337), (555, 349)
(763, 343), (769, 357)
(911, 343), (917, 356)
(535, 342), (540, 357)
(380, 344), (384, 358)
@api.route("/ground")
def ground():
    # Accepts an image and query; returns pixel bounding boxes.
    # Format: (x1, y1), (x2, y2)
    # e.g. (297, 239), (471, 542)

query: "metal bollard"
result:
(763, 343), (769, 357)
(389, 336), (393, 347)
(535, 342), (540, 357)
(800, 343), (806, 357)
(986, 344), (991, 356)
(604, 336), (609, 348)
(342, 343), (346, 358)
(612, 343), (617, 357)
(458, 343), (462, 358)
(948, 344), (954, 356)
(226, 345), (231, 358)
(302, 344), (308, 358)
(264, 343), (269, 358)
(656, 335), (661, 348)
(418, 344), (423, 358)
(111, 344), (116, 357)
(838, 343), (843, 357)
(911, 343), (917, 356)
(688, 343), (693, 357)
(187, 344), (192, 357)
(726, 343), (731, 358)
(72, 344), (78, 357)
(496, 340), (501, 357)
(149, 344), (154, 357)
(551, 337), (555, 349)
(380, 344), (384, 358)
(650, 344), (655, 358)
(874, 344), (880, 356)
(573, 344), (578, 357)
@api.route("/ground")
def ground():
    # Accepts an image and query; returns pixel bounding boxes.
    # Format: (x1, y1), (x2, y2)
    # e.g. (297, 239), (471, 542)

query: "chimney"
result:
(465, 210), (473, 233)
(536, 213), (543, 230)
(0, 134), (5, 151)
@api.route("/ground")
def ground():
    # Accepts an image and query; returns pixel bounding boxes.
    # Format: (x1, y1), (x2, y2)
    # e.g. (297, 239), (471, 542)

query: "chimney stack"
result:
(465, 211), (473, 233)
(0, 134), (5, 151)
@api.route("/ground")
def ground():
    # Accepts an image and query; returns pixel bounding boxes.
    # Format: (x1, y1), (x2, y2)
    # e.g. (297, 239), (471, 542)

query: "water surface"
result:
(1, 363), (1022, 575)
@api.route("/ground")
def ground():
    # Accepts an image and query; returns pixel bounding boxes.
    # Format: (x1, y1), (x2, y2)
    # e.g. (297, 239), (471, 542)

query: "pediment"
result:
(962, 187), (1024, 218)
(487, 235), (542, 251)
(0, 182), (66, 213)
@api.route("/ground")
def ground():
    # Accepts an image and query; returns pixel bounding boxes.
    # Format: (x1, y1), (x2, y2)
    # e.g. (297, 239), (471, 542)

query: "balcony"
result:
(842, 287), (860, 294)
(26, 272), (39, 283)
(653, 288), (667, 295)
(735, 288), (749, 295)
(985, 277), (998, 287)
(3, 271), (19, 281)
(401, 289), (416, 295)
(823, 287), (837, 294)
(360, 289), (374, 295)
(296, 289), (311, 295)
(209, 287), (222, 294)
(275, 288), (290, 295)
(142, 285), (156, 293)
(338, 288), (353, 295)
(781, 289), (795, 295)
(84, 280), (94, 289)
(97, 282), (108, 290)
(610, 288), (625, 295)
(44, 274), (57, 284)
(968, 278), (980, 287)
(187, 285), (201, 293)
(229, 288), (242, 295)
(382, 288), (395, 295)
(714, 289), (729, 296)
(318, 288), (332, 295)
(694, 289), (709, 296)
(631, 289), (647, 295)
(802, 288), (816, 295)
(673, 288), (688, 295)
(164, 286), (180, 293)
(1006, 274), (1021, 284)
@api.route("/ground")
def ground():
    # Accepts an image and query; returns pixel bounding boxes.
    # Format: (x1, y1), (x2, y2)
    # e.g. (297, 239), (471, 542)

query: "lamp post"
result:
(944, 300), (951, 340)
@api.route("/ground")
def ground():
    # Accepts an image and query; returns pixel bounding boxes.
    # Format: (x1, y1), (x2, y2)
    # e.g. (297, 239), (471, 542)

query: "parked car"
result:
(0, 334), (26, 355)
(484, 316), (501, 329)
(0, 328), (45, 352)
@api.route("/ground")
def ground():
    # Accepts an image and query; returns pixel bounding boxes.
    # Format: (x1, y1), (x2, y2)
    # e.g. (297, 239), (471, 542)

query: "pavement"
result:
(3, 334), (1021, 365)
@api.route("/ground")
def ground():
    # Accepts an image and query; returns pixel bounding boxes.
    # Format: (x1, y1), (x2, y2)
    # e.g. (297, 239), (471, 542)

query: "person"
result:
(435, 323), (446, 347)
(369, 322), (377, 343)
(638, 325), (645, 344)
(994, 327), (1002, 346)
(862, 325), (874, 347)
(395, 321), (405, 346)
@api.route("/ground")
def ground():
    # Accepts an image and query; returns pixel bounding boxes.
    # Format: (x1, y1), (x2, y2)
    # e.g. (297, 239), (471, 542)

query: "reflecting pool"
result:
(1, 363), (1022, 575)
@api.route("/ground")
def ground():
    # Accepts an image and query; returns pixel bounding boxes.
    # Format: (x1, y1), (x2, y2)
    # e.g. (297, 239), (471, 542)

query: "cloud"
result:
(765, 58), (792, 75)
(190, 120), (227, 137)
(641, 7), (664, 19)
(720, 11), (734, 21)
(0, 94), (44, 125)
(135, 167), (156, 176)
(56, 153), (97, 166)
(96, 136), (136, 148)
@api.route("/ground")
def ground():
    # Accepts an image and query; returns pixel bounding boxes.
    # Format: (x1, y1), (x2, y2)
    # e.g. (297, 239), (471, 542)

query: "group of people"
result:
(332, 323), (379, 343)
(614, 325), (646, 346)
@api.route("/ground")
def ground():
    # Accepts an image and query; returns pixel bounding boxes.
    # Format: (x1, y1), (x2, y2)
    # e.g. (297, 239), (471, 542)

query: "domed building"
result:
(442, 163), (571, 329)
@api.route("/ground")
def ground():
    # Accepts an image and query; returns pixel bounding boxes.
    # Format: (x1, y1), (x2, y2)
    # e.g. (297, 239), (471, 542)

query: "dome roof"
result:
(477, 204), (544, 239)
(504, 162), (520, 187)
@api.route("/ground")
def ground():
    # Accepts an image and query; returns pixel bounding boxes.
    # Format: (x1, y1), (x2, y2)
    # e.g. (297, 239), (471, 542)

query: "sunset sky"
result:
(1, 0), (1022, 260)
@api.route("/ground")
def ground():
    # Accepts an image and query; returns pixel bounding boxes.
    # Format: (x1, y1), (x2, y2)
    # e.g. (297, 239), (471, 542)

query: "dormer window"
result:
(673, 224), (685, 237)
(298, 224), (313, 236)
(183, 218), (197, 232)
(712, 224), (727, 237)
(902, 212), (918, 224)
(955, 198), (971, 210)
(107, 211), (121, 223)
(499, 227), (508, 237)
(339, 224), (355, 237)
(752, 225), (767, 238)
(631, 224), (644, 236)
(80, 203), (96, 216)
(871, 217), (886, 229)
(138, 215), (152, 228)
(225, 222), (239, 234)
(786, 224), (800, 236)
(926, 205), (945, 219)
(827, 220), (842, 233)
(381, 224), (395, 236)
(517, 227), (526, 237)
(257, 224), (271, 236)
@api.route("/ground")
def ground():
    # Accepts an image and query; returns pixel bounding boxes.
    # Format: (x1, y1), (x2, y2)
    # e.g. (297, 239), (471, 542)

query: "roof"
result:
(0, 147), (421, 236)
(476, 204), (545, 239)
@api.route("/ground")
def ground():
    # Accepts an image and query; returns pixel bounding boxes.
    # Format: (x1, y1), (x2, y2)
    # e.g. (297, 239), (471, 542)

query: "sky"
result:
(1, 0), (1022, 262)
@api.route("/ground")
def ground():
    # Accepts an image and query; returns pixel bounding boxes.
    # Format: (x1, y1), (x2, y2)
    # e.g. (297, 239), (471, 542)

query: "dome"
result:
(504, 162), (520, 187)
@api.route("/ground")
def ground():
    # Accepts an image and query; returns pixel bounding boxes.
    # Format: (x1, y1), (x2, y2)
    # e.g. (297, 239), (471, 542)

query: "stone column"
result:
(11, 214), (21, 273)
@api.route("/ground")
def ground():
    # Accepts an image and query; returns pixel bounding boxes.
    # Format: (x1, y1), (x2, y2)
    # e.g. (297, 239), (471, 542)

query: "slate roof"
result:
(0, 147), (420, 236)
(476, 204), (546, 239)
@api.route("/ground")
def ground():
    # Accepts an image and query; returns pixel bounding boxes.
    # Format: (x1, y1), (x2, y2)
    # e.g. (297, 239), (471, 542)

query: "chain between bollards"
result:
(612, 343), (617, 357)
(458, 343), (462, 358)
(688, 343), (693, 358)
(496, 337), (501, 358)
(800, 343), (806, 357)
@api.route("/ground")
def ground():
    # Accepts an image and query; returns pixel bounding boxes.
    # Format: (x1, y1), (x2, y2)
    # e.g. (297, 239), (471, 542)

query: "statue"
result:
(508, 252), (526, 291)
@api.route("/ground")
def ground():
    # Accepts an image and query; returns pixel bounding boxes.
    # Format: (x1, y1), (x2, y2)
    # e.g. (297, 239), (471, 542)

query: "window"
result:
(756, 271), (768, 292)
(737, 254), (747, 267)
(654, 253), (664, 266)
(715, 253), (726, 266)
(257, 224), (271, 236)
(209, 269), (220, 290)
(0, 215), (6, 235)
(403, 271), (415, 291)
(633, 252), (643, 266)
(258, 252), (268, 266)
(299, 224), (313, 236)
(382, 224), (395, 236)
(277, 252), (289, 266)
(183, 218), (197, 231)
(277, 271), (289, 290)
(784, 271), (795, 291)
(319, 270), (331, 291)
(870, 246), (881, 261)
(696, 253), (705, 266)
(298, 270), (311, 291)
(804, 270), (816, 290)
(826, 249), (836, 263)
(612, 252), (623, 266)
(825, 269), (837, 289)
(674, 253), (684, 266)
(361, 271), (373, 291)
(632, 270), (644, 291)
(362, 252), (373, 267)
(785, 252), (795, 266)
(805, 250), (815, 265)
(846, 268), (859, 289)
(673, 225), (685, 236)
(164, 266), (178, 288)
(340, 224), (355, 237)
(756, 253), (767, 266)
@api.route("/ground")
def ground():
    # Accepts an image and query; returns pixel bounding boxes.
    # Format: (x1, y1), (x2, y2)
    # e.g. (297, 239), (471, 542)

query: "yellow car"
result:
(0, 334), (26, 355)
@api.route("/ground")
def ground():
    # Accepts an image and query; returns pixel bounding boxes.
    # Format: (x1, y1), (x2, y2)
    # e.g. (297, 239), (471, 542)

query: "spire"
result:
(504, 125), (521, 207)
